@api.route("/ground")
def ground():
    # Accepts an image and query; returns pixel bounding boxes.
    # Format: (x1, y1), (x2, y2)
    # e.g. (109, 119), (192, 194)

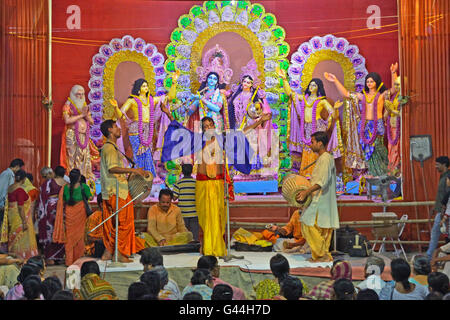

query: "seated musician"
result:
(84, 193), (106, 258)
(266, 209), (311, 254)
(141, 189), (193, 247)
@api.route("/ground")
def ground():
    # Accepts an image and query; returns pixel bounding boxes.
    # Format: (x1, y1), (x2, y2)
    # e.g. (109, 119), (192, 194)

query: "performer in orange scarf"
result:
(98, 119), (147, 263)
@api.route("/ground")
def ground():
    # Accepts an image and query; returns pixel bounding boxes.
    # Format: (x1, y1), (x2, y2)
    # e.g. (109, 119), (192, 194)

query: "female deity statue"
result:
(226, 59), (275, 176)
(277, 68), (343, 177)
(324, 71), (388, 177)
(183, 45), (232, 135)
(384, 62), (404, 175)
(111, 73), (178, 178)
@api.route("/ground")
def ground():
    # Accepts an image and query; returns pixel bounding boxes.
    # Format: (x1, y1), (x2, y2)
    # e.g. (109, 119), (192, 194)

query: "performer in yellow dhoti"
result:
(296, 131), (339, 262)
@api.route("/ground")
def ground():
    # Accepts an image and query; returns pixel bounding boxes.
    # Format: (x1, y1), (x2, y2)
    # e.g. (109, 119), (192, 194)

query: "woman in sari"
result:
(53, 169), (92, 266)
(37, 166), (67, 265)
(306, 260), (352, 300)
(0, 170), (38, 260)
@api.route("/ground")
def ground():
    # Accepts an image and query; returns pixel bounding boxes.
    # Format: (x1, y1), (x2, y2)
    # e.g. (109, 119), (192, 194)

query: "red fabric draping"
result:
(0, 0), (49, 183)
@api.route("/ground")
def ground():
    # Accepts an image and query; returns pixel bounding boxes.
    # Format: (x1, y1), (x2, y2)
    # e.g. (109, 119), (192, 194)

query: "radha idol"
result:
(226, 59), (276, 177)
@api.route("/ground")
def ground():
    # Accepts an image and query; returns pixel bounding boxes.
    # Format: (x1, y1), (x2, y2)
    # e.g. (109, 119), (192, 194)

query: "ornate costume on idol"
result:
(60, 85), (98, 188)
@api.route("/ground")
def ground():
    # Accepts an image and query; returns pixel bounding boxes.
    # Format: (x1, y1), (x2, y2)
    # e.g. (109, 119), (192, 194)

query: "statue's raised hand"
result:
(324, 72), (336, 82)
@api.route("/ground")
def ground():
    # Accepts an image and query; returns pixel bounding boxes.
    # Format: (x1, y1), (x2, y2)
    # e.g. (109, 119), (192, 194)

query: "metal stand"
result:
(89, 179), (147, 267)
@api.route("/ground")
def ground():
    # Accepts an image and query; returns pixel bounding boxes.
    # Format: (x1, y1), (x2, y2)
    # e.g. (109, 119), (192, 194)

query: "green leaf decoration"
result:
(278, 45), (288, 55)
(279, 61), (289, 70)
(263, 15), (274, 27)
(205, 1), (216, 11)
(164, 77), (173, 88)
(180, 17), (191, 28)
(171, 31), (182, 42)
(222, 1), (231, 8)
(237, 1), (248, 9)
(166, 61), (175, 72)
(167, 45), (176, 57)
(273, 28), (284, 39)
(251, 4), (263, 17)
(191, 7), (203, 17)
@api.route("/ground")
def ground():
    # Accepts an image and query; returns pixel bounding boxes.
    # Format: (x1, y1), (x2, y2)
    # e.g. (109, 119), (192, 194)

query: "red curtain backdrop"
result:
(0, 0), (49, 186)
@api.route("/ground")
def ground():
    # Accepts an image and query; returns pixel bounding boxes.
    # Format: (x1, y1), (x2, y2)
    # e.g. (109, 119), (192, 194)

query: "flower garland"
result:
(132, 95), (154, 148)
(386, 92), (400, 146)
(68, 98), (89, 149)
(299, 95), (324, 145)
(359, 83), (383, 145)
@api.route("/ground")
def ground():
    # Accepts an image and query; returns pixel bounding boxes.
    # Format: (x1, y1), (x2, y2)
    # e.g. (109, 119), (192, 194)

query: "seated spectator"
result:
(41, 276), (63, 300)
(276, 276), (303, 300)
(332, 278), (355, 300)
(51, 289), (74, 300)
(128, 281), (151, 300)
(152, 266), (175, 300)
(425, 291), (443, 300)
(357, 256), (386, 296)
(22, 275), (43, 300)
(379, 258), (429, 300)
(5, 263), (40, 300)
(140, 270), (161, 298)
(356, 288), (379, 300)
(183, 291), (203, 300)
(409, 255), (431, 286)
(26, 255), (46, 281)
(142, 189), (193, 247)
(73, 261), (118, 300)
(0, 252), (23, 290)
(307, 260), (352, 300)
(212, 284), (233, 300)
(255, 253), (308, 300)
(139, 247), (181, 299)
(84, 193), (105, 258)
(197, 255), (246, 300)
(427, 272), (449, 296)
(181, 269), (214, 300)
(266, 210), (309, 253)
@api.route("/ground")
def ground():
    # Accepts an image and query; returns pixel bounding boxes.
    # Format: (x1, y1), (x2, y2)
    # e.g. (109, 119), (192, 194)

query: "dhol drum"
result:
(281, 173), (312, 209)
(128, 172), (154, 203)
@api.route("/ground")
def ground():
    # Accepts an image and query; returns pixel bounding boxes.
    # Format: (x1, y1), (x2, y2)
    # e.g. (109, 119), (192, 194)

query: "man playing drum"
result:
(99, 120), (147, 263)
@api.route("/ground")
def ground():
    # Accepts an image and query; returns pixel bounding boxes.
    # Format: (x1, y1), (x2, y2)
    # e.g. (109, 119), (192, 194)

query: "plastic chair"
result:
(377, 214), (408, 260)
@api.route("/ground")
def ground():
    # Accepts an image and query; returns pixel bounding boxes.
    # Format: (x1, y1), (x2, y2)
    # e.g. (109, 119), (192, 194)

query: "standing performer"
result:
(297, 131), (339, 262)
(99, 119), (147, 263)
(60, 85), (97, 188)
(277, 68), (343, 177)
(110, 72), (178, 178)
(160, 105), (261, 257)
(324, 72), (388, 177)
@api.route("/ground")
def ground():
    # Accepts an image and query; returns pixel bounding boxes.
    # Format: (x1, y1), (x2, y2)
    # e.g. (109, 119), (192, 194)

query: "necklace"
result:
(132, 95), (154, 147)
(299, 95), (324, 145)
(68, 98), (89, 149)
(360, 83), (384, 145)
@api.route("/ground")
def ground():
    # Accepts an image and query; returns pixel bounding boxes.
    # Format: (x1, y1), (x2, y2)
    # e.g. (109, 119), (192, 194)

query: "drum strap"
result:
(104, 141), (135, 168)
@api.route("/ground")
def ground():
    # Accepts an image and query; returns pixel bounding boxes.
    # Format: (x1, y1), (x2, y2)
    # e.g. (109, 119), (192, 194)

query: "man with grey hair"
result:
(60, 85), (96, 190)
(40, 167), (54, 181)
(356, 255), (387, 296)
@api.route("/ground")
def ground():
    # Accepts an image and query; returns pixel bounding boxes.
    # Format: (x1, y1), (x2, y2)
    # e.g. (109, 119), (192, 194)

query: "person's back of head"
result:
(333, 278), (355, 300)
(139, 247), (164, 269)
(356, 288), (379, 300)
(140, 270), (161, 296)
(436, 156), (450, 168)
(197, 255), (218, 272)
(41, 276), (63, 300)
(51, 290), (74, 300)
(80, 260), (101, 278)
(40, 167), (54, 179)
(425, 291), (443, 300)
(191, 268), (212, 285)
(26, 255), (45, 273)
(138, 293), (159, 300)
(411, 255), (431, 276)
(182, 164), (193, 177)
(128, 281), (151, 300)
(427, 272), (450, 295)
(270, 254), (290, 281)
(365, 256), (385, 277)
(152, 266), (169, 289)
(26, 173), (33, 183)
(10, 158), (25, 169)
(391, 258), (412, 291)
(280, 276), (303, 300)
(211, 284), (233, 300)
(54, 165), (66, 178)
(17, 264), (40, 284)
(183, 292), (203, 300)
(22, 275), (42, 300)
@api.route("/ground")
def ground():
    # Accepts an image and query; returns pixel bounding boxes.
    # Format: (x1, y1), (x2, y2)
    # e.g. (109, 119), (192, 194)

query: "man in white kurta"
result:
(297, 132), (339, 262)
